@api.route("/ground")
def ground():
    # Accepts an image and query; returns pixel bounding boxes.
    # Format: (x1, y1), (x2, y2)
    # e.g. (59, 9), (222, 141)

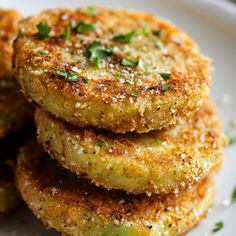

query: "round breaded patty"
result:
(0, 80), (33, 138)
(0, 9), (22, 80)
(14, 7), (211, 133)
(16, 140), (215, 236)
(35, 100), (226, 194)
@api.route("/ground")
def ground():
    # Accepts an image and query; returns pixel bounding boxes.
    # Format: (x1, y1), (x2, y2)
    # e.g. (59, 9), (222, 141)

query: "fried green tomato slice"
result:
(16, 140), (215, 236)
(0, 9), (22, 80)
(35, 100), (227, 194)
(14, 7), (211, 133)
(0, 80), (33, 138)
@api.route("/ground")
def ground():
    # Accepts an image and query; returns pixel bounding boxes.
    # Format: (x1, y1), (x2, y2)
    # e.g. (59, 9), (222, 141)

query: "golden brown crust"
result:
(14, 7), (211, 133)
(35, 99), (227, 194)
(16, 140), (215, 236)
(0, 80), (33, 138)
(0, 9), (22, 80)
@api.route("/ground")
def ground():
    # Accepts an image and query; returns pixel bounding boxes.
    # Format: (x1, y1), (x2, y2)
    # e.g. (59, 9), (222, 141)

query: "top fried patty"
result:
(0, 9), (22, 80)
(14, 7), (211, 133)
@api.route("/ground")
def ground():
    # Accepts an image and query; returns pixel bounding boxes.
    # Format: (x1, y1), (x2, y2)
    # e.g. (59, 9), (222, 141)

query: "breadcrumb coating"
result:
(14, 7), (211, 133)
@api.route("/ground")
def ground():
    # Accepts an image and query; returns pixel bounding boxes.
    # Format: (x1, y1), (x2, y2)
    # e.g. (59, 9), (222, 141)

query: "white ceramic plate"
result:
(0, 0), (236, 235)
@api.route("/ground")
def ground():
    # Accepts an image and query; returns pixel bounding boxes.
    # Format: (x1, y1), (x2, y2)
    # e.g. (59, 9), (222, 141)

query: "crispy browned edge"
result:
(13, 7), (211, 133)
(16, 140), (214, 236)
(34, 99), (226, 194)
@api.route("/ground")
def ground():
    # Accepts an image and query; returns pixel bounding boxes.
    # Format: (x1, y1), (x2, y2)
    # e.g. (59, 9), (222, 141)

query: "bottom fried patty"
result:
(35, 99), (226, 194)
(0, 80), (33, 138)
(16, 140), (215, 236)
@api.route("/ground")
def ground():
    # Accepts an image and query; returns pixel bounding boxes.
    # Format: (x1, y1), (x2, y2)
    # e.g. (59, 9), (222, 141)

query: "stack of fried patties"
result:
(0, 9), (33, 215)
(14, 7), (227, 236)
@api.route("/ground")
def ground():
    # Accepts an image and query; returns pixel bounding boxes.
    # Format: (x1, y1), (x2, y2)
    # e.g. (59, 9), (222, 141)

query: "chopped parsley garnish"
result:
(37, 50), (49, 55)
(142, 26), (149, 36)
(91, 58), (100, 68)
(140, 20), (150, 36)
(155, 40), (164, 49)
(212, 221), (224, 233)
(121, 58), (139, 67)
(97, 139), (103, 147)
(82, 77), (88, 84)
(67, 74), (79, 82)
(131, 92), (139, 97)
(87, 6), (98, 16)
(76, 21), (96, 33)
(113, 30), (137, 44)
(229, 137), (236, 145)
(140, 21), (149, 36)
(37, 22), (51, 40)
(86, 42), (113, 67)
(160, 72), (171, 81)
(61, 26), (71, 40)
(55, 69), (67, 78)
(116, 72), (126, 77)
(153, 29), (162, 36)
(231, 187), (236, 203)
(156, 138), (163, 145)
(162, 83), (172, 92)
(56, 69), (80, 82)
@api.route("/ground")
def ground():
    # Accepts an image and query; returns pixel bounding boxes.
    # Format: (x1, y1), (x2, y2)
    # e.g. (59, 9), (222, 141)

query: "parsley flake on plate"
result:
(212, 221), (224, 233)
(231, 187), (236, 203)
(229, 137), (236, 145)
